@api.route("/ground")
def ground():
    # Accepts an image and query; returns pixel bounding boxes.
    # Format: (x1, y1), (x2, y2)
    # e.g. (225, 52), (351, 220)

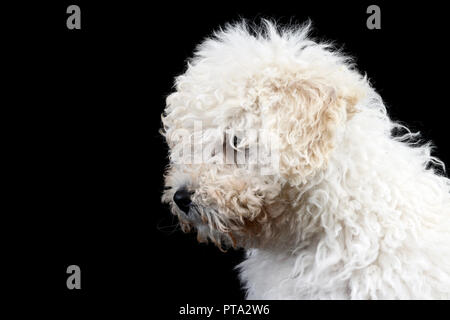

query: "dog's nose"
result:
(173, 188), (192, 213)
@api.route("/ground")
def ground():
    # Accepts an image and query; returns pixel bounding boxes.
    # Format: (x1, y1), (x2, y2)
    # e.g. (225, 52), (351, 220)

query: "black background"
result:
(8, 0), (450, 315)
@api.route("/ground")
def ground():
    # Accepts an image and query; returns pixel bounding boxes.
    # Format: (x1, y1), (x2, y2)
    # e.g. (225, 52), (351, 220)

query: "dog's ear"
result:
(259, 70), (367, 186)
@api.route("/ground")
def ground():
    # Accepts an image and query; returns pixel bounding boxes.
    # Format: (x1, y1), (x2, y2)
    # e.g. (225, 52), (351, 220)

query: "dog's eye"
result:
(232, 136), (250, 152)
(233, 136), (240, 148)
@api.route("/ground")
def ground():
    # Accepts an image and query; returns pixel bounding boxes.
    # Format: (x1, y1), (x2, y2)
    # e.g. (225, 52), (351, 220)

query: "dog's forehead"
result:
(165, 73), (267, 133)
(170, 52), (344, 123)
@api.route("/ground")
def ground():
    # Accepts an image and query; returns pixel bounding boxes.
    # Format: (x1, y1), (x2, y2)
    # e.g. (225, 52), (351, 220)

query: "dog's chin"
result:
(176, 204), (242, 251)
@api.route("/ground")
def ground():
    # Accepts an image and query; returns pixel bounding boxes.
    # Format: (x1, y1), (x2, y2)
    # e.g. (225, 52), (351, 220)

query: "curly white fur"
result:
(161, 20), (450, 299)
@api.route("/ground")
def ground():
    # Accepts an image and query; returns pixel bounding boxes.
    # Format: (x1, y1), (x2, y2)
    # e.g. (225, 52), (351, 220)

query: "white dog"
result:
(161, 20), (450, 299)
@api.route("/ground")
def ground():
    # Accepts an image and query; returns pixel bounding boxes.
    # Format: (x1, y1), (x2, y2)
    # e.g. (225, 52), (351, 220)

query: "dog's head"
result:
(161, 20), (368, 250)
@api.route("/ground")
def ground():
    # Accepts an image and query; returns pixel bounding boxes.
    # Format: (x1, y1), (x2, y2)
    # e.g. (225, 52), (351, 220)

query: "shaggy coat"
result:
(161, 21), (450, 299)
